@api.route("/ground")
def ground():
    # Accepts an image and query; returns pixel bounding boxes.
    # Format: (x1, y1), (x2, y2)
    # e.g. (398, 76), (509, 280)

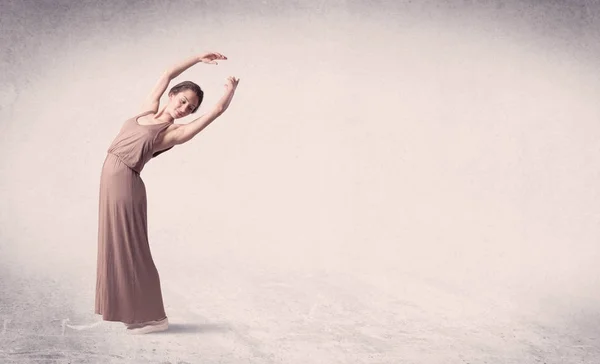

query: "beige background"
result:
(1, 0), (599, 362)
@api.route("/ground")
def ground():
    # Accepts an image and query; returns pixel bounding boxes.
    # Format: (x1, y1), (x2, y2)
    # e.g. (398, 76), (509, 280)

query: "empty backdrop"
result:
(1, 1), (599, 363)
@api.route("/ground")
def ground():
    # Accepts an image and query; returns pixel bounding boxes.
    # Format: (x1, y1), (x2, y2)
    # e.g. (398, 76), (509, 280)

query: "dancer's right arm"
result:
(140, 53), (227, 113)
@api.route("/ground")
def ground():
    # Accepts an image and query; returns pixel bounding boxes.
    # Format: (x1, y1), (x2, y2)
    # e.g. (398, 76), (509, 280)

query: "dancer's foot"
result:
(125, 317), (167, 329)
(125, 317), (168, 334)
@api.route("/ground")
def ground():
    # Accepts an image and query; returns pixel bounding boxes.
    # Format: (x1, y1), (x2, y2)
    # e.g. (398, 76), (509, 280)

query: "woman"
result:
(95, 52), (239, 334)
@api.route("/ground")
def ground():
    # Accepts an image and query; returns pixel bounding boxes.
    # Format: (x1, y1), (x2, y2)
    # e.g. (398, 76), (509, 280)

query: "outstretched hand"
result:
(225, 76), (240, 91)
(199, 52), (227, 65)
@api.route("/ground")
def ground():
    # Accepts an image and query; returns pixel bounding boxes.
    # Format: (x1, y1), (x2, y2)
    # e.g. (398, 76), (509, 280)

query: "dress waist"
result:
(107, 151), (139, 174)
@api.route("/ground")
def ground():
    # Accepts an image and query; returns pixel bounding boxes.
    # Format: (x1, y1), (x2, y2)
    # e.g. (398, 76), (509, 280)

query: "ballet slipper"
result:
(124, 317), (167, 329)
(125, 317), (169, 334)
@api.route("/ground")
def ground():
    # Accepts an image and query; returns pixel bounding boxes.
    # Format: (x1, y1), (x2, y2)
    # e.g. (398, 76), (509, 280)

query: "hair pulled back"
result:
(168, 81), (204, 113)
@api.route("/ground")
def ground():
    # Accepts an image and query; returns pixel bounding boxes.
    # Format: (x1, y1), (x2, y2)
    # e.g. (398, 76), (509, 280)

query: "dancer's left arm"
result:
(140, 52), (227, 113)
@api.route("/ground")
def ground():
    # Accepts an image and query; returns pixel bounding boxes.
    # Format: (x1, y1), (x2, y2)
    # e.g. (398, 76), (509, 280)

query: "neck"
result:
(153, 105), (175, 123)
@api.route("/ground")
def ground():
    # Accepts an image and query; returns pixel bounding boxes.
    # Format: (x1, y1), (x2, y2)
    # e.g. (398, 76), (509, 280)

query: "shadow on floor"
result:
(164, 322), (231, 334)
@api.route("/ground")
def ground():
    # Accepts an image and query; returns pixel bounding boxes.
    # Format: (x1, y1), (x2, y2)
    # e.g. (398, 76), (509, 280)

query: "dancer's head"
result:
(167, 81), (204, 119)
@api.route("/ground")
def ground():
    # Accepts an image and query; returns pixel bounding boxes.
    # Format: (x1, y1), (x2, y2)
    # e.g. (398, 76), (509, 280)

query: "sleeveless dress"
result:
(95, 110), (174, 324)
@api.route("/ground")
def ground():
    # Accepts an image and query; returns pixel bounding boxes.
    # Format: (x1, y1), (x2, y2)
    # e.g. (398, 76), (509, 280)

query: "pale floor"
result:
(1, 250), (598, 364)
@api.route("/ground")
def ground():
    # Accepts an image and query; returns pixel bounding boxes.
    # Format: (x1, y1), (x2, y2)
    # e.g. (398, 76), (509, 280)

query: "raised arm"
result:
(176, 76), (240, 144)
(140, 52), (227, 113)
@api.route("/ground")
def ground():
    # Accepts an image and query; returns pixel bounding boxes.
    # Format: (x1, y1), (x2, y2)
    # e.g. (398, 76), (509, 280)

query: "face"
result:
(169, 89), (199, 119)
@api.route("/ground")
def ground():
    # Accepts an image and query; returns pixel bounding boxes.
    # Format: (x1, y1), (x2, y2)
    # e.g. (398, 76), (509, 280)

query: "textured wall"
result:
(1, 0), (600, 362)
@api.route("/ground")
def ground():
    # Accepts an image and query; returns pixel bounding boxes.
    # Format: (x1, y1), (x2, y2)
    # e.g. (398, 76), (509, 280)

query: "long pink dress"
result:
(95, 110), (174, 324)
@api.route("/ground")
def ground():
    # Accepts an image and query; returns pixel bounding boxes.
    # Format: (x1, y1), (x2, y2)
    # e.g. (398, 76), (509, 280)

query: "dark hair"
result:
(168, 81), (204, 113)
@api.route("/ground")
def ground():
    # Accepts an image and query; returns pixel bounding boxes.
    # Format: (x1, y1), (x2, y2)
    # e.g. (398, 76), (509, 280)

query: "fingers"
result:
(208, 52), (227, 60)
(225, 76), (240, 88)
(200, 52), (228, 65)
